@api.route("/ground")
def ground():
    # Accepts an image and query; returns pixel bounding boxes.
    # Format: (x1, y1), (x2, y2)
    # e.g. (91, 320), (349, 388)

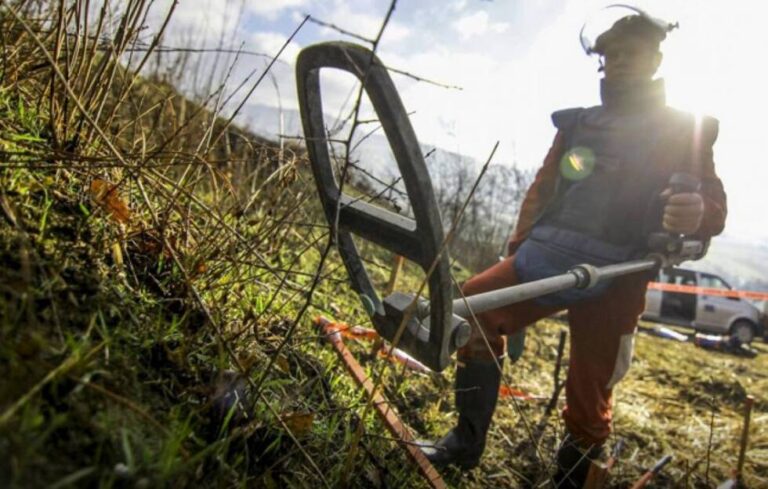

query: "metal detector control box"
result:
(296, 42), (470, 372)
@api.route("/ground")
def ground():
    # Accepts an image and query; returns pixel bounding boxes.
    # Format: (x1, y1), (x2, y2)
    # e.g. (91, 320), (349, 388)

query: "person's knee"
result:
(459, 257), (517, 298)
(460, 275), (484, 297)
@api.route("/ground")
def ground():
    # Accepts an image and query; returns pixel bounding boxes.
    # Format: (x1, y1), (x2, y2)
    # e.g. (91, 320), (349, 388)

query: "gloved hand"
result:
(660, 189), (704, 235)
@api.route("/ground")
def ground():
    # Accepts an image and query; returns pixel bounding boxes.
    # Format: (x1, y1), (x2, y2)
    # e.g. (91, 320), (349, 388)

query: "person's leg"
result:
(554, 273), (649, 488)
(422, 256), (560, 468)
(457, 255), (565, 361)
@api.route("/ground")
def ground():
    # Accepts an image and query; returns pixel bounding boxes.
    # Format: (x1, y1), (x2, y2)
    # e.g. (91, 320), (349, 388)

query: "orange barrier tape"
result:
(647, 282), (768, 301)
(378, 345), (432, 374)
(338, 324), (379, 341)
(314, 317), (446, 489)
(321, 321), (433, 374)
(498, 384), (538, 401)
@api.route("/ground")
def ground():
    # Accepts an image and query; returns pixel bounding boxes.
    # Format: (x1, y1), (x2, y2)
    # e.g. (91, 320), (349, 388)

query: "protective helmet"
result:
(580, 4), (678, 56)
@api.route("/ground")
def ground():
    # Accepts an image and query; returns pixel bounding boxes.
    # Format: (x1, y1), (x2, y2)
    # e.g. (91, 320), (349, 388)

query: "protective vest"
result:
(514, 84), (718, 306)
(538, 103), (719, 255)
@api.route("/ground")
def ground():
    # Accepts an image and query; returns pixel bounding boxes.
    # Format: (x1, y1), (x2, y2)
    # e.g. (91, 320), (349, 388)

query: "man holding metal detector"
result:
(420, 7), (727, 487)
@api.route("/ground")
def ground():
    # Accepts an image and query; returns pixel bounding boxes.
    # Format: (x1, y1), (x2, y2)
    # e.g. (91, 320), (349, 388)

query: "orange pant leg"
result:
(563, 273), (650, 446)
(458, 255), (562, 362)
(458, 253), (651, 447)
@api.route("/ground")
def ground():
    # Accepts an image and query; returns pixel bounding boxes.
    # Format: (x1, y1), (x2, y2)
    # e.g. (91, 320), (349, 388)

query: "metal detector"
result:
(296, 41), (705, 372)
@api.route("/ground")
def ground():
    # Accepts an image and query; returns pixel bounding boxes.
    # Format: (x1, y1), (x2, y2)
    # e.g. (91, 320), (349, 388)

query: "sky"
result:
(139, 0), (767, 243)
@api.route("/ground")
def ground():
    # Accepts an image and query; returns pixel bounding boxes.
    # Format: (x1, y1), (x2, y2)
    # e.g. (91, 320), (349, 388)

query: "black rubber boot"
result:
(553, 435), (605, 489)
(420, 358), (503, 469)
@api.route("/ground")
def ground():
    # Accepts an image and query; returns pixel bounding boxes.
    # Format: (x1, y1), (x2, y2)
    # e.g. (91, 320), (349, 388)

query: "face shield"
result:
(579, 4), (678, 57)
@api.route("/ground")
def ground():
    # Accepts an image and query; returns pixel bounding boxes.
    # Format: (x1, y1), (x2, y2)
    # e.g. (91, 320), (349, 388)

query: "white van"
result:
(642, 268), (764, 343)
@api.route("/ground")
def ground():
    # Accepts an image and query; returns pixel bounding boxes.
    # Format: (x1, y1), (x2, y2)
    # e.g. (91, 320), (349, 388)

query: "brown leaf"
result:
(275, 354), (291, 374)
(237, 352), (259, 372)
(281, 412), (314, 437)
(90, 179), (131, 224)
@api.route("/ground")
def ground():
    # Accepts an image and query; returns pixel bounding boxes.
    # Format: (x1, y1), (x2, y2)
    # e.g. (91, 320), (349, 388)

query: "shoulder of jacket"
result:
(664, 107), (720, 144)
(551, 107), (586, 130)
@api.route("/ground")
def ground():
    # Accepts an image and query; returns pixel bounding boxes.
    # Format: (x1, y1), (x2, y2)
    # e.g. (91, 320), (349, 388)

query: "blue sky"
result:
(144, 0), (767, 244)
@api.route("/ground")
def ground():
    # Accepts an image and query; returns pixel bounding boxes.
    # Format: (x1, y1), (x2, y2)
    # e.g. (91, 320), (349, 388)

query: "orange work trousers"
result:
(458, 254), (650, 446)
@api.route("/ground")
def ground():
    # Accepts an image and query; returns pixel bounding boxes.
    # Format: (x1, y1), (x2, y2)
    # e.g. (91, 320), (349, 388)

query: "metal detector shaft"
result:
(451, 258), (659, 318)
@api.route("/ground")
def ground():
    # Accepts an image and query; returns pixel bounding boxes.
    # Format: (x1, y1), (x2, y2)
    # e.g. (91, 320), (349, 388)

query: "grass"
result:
(0, 2), (766, 488)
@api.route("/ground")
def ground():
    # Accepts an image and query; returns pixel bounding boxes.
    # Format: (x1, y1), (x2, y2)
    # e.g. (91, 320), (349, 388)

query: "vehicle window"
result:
(667, 270), (696, 286)
(699, 274), (731, 290)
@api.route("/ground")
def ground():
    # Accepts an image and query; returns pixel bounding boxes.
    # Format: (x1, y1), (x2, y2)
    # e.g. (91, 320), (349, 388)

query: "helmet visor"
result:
(580, 4), (677, 56)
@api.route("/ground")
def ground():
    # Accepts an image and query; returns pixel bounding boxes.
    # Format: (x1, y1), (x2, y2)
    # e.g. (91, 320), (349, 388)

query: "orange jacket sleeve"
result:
(507, 131), (566, 255)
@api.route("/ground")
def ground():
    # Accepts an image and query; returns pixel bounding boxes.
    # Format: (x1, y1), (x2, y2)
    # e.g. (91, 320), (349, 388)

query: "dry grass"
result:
(390, 317), (767, 488)
(1, 2), (765, 488)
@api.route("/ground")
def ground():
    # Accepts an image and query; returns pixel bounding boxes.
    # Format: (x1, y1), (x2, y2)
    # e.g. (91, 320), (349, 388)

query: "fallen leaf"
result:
(238, 352), (259, 372)
(90, 179), (131, 224)
(281, 412), (314, 437)
(275, 355), (291, 374)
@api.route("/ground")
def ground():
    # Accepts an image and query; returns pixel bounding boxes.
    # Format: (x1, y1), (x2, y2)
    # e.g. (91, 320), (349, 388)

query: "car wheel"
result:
(730, 320), (755, 344)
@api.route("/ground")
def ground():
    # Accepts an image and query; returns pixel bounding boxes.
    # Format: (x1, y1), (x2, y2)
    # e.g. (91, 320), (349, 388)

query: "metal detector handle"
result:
(667, 171), (701, 194)
(647, 172), (706, 265)
(451, 258), (659, 318)
(296, 42), (459, 371)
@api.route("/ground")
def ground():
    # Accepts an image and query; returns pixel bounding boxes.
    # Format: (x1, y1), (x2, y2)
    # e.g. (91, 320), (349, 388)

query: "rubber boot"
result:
(553, 434), (605, 489)
(420, 358), (503, 469)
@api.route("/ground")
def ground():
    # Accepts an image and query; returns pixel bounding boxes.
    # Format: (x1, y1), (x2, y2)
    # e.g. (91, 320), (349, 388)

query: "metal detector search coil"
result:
(296, 42), (469, 372)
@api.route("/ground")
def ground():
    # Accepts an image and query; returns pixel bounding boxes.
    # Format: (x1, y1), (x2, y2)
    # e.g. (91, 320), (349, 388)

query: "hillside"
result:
(696, 237), (768, 293)
(0, 2), (766, 489)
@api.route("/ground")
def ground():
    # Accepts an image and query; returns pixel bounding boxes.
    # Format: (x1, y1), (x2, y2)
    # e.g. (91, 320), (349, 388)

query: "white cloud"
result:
(452, 11), (510, 40)
(379, 46), (519, 162)
(316, 8), (411, 44)
(247, 0), (309, 20)
(251, 32), (303, 65)
(450, 0), (469, 13)
(146, 0), (243, 45)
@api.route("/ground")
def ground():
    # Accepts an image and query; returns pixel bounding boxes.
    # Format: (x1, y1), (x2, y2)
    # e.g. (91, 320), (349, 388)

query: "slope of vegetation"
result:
(0, 2), (765, 488)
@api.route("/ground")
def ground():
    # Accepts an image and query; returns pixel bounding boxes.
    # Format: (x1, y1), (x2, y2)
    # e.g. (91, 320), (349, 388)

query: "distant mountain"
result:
(239, 103), (303, 142)
(238, 102), (479, 181)
(693, 235), (768, 292)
